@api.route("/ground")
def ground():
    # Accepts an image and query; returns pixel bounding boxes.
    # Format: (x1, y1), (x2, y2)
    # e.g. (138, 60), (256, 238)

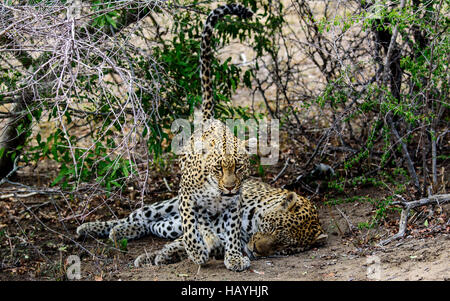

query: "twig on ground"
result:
(327, 205), (343, 236)
(335, 206), (356, 232)
(0, 186), (61, 199)
(0, 192), (38, 199)
(378, 194), (450, 246)
(163, 177), (172, 192)
(18, 201), (51, 214)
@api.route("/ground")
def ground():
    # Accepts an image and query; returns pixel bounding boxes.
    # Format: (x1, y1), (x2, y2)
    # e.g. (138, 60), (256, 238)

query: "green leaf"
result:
(51, 165), (71, 186)
(105, 15), (117, 29)
(122, 165), (129, 178)
(119, 238), (128, 251)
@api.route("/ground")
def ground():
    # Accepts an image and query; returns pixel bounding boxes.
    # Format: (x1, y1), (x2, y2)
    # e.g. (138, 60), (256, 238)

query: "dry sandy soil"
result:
(74, 200), (449, 281)
(116, 204), (450, 281)
(1, 167), (449, 281)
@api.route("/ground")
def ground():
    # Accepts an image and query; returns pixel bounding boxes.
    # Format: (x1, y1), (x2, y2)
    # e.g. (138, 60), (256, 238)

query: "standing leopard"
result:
(76, 178), (327, 267)
(172, 3), (255, 271)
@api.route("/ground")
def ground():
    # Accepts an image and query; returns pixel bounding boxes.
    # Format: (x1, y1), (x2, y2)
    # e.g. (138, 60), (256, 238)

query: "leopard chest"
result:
(192, 176), (239, 217)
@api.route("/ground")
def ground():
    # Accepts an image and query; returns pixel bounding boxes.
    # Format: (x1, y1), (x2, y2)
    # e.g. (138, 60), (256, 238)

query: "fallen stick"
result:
(0, 192), (38, 199)
(163, 177), (172, 192)
(390, 194), (450, 209)
(335, 206), (356, 232)
(378, 194), (450, 246)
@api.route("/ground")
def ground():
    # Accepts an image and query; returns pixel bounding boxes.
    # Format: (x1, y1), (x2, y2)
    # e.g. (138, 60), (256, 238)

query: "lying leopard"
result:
(77, 178), (327, 267)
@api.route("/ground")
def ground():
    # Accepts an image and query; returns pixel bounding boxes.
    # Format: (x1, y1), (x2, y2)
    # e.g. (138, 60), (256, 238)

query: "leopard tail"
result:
(199, 4), (253, 121)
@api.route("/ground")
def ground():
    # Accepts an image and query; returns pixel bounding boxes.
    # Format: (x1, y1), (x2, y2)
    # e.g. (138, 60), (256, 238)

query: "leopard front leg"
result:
(223, 195), (250, 271)
(179, 192), (209, 265)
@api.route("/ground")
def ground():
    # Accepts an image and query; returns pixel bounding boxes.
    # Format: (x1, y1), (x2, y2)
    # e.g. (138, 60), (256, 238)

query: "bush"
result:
(1, 0), (448, 204)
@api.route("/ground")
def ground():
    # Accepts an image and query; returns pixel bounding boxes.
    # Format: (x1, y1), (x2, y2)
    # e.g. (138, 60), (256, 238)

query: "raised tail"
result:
(199, 4), (253, 121)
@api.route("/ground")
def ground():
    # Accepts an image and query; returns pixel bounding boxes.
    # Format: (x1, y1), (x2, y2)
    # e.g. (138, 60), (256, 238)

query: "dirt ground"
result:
(1, 138), (448, 282)
(1, 167), (449, 282)
(116, 201), (450, 281)
(120, 234), (450, 281)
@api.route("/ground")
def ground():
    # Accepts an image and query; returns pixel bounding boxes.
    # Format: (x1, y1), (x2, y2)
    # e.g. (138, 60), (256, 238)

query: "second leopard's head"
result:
(247, 192), (327, 257)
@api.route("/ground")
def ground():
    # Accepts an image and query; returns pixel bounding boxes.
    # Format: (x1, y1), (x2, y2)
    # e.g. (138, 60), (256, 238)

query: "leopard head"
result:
(207, 144), (250, 196)
(247, 192), (327, 257)
(195, 121), (255, 196)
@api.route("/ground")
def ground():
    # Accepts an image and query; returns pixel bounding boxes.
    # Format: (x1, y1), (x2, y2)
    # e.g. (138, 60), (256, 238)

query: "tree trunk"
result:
(0, 33), (35, 179)
(0, 95), (32, 178)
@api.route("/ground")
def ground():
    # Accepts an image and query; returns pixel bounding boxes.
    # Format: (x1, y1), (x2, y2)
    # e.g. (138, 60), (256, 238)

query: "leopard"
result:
(170, 3), (256, 272)
(78, 4), (255, 272)
(76, 178), (327, 267)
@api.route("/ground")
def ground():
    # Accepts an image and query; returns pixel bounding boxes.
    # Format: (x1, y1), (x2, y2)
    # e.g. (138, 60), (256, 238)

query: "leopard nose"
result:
(224, 185), (235, 191)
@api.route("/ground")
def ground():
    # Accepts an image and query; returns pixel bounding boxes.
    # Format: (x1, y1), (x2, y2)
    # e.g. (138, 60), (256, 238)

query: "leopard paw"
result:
(224, 254), (250, 272)
(134, 252), (157, 267)
(76, 222), (106, 238)
(76, 223), (90, 238)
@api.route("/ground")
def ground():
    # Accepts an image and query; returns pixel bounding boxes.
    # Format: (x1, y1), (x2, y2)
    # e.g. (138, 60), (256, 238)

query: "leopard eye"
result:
(270, 227), (283, 235)
(267, 228), (277, 235)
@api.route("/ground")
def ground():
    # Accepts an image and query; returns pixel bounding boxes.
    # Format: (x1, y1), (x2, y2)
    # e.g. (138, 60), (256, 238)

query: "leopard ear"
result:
(313, 233), (328, 245)
(281, 192), (298, 211)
